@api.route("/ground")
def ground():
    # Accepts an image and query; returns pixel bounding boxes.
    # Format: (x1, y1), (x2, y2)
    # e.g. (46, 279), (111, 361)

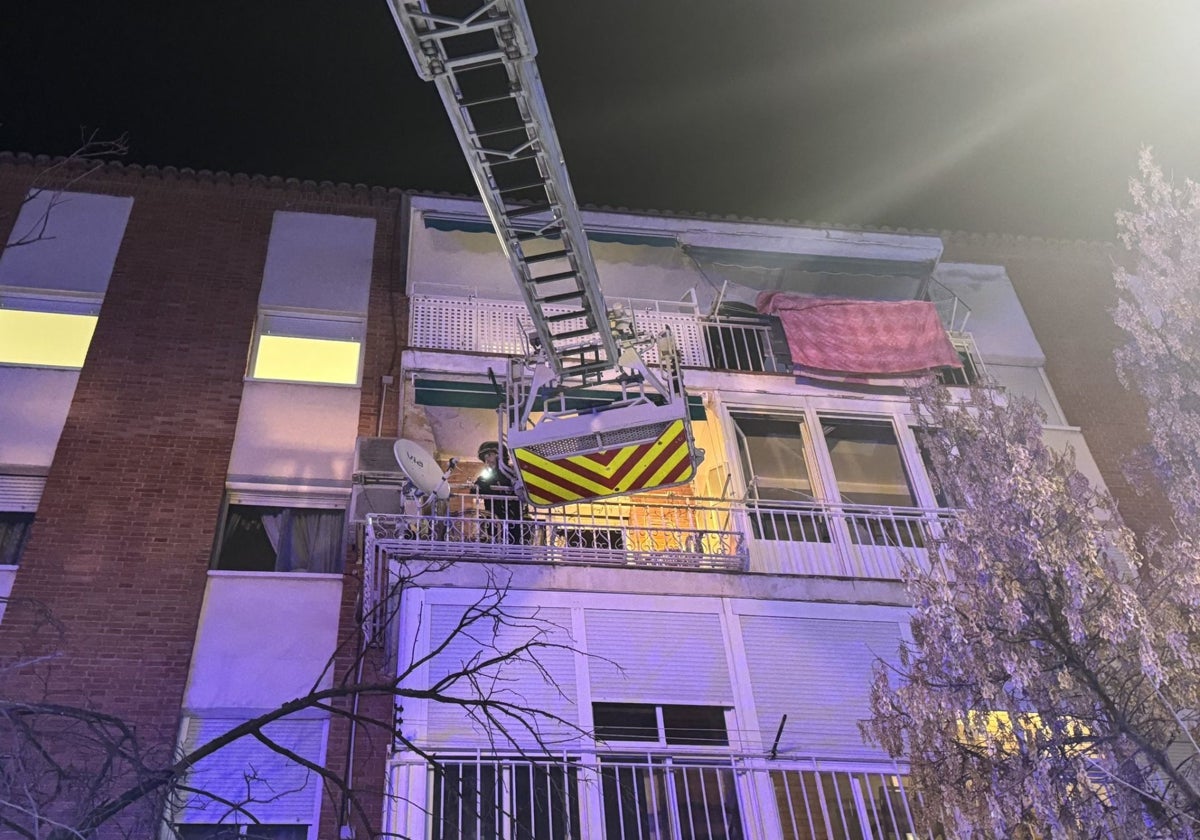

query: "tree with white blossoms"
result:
(864, 154), (1200, 839)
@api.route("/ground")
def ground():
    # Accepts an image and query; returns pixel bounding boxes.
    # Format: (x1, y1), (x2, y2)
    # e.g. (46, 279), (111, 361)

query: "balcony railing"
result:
(365, 490), (749, 570)
(361, 492), (951, 638)
(388, 752), (927, 840)
(408, 284), (980, 377)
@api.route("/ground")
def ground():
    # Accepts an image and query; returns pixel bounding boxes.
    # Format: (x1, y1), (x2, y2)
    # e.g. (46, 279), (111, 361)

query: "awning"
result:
(414, 378), (706, 420)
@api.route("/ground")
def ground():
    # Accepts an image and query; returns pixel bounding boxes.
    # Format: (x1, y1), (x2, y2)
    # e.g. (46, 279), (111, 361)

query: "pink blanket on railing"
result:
(756, 291), (962, 375)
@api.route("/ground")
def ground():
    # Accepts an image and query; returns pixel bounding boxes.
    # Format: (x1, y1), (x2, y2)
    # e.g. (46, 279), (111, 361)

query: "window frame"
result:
(728, 404), (942, 513)
(0, 288), (102, 370)
(592, 703), (734, 752)
(211, 496), (348, 575)
(246, 308), (366, 387)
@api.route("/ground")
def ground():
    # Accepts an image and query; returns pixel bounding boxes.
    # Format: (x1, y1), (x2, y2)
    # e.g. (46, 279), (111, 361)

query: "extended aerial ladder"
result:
(388, 0), (703, 506)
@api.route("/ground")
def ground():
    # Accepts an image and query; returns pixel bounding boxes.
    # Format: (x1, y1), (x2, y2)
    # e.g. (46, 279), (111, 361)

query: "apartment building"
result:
(0, 153), (1126, 839)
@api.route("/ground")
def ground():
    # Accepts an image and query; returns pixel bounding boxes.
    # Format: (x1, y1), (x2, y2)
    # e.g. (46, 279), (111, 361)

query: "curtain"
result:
(287, 509), (345, 574)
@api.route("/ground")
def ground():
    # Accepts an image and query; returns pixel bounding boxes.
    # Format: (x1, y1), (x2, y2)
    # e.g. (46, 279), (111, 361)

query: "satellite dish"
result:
(393, 439), (451, 501)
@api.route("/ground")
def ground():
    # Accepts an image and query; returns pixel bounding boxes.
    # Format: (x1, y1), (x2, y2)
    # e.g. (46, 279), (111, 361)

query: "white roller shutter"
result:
(0, 475), (45, 512)
(176, 715), (326, 826)
(425, 605), (577, 748)
(586, 609), (733, 705)
(740, 614), (902, 759)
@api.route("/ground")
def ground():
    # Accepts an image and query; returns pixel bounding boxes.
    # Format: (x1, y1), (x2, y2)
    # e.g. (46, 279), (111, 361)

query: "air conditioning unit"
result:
(352, 437), (408, 485)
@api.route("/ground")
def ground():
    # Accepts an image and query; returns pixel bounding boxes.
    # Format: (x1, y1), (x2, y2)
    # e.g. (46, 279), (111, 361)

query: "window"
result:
(731, 414), (817, 504)
(820, 418), (918, 508)
(175, 826), (308, 840)
(0, 512), (34, 565)
(214, 504), (345, 573)
(732, 413), (829, 542)
(594, 703), (731, 748)
(249, 312), (363, 386)
(428, 758), (581, 840)
(0, 292), (100, 368)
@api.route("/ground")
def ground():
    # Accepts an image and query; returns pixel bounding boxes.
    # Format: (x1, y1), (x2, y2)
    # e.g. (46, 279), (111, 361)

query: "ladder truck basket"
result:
(506, 389), (700, 507)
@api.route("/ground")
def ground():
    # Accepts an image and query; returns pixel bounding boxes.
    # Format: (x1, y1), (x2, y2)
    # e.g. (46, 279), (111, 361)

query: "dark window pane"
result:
(0, 512), (34, 565)
(822, 419), (916, 507)
(662, 706), (729, 746)
(176, 827), (241, 840)
(732, 414), (814, 503)
(593, 703), (659, 742)
(214, 505), (345, 573)
(215, 505), (279, 571)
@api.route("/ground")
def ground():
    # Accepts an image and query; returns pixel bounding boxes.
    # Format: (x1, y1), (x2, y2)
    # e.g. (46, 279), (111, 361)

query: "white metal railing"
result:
(391, 752), (926, 840)
(361, 493), (952, 638)
(410, 288), (977, 378)
(365, 490), (748, 570)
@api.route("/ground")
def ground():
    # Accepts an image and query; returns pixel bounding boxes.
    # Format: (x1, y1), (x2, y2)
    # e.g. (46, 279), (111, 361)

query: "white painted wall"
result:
(1044, 426), (1107, 492)
(934, 262), (1044, 365)
(227, 381), (361, 482)
(0, 367), (80, 468)
(0, 191), (134, 293)
(184, 572), (343, 709)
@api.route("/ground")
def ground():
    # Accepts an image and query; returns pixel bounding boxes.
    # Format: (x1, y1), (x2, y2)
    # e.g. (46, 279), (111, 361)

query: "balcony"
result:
(361, 492), (950, 633)
(408, 284), (980, 377)
(388, 752), (921, 840)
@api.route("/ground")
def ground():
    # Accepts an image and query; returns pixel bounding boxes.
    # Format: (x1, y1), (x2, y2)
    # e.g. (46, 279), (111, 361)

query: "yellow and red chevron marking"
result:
(514, 419), (695, 506)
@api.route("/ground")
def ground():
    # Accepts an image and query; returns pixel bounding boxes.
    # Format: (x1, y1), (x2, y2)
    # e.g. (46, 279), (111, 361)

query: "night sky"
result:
(2, 1), (1198, 240)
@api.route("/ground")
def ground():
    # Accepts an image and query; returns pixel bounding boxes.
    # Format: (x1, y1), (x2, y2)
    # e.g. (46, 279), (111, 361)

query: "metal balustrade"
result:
(365, 490), (749, 570)
(361, 493), (953, 636)
(392, 753), (925, 840)
(409, 288), (981, 378)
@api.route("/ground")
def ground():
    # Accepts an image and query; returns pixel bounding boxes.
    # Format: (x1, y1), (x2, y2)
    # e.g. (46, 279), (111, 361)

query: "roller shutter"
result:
(0, 475), (45, 512)
(176, 715), (326, 826)
(739, 614), (902, 759)
(586, 609), (733, 705)
(425, 605), (577, 747)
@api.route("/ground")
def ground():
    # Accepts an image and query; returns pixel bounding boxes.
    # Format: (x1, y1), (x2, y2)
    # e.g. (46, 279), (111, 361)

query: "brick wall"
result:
(0, 156), (407, 837)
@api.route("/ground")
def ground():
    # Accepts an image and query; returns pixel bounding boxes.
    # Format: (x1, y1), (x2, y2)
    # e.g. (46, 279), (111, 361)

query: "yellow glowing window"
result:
(250, 313), (363, 385)
(0, 297), (100, 368)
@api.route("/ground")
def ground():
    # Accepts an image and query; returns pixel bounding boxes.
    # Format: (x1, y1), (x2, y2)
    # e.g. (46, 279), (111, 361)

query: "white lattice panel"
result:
(410, 295), (477, 352)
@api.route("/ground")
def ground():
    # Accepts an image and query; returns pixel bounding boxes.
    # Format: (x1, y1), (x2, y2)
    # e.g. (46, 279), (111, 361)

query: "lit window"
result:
(249, 312), (363, 385)
(0, 293), (100, 368)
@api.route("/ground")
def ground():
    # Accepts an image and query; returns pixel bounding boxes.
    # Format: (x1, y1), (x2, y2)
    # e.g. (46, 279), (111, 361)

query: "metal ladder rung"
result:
(524, 249), (569, 264)
(505, 203), (552, 219)
(537, 290), (583, 304)
(498, 179), (548, 196)
(545, 310), (588, 324)
(530, 270), (577, 284)
(457, 90), (518, 109)
(475, 124), (532, 141)
(551, 327), (598, 341)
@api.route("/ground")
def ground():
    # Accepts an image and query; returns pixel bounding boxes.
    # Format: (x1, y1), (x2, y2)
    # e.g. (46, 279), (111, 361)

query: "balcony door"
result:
(732, 410), (933, 577)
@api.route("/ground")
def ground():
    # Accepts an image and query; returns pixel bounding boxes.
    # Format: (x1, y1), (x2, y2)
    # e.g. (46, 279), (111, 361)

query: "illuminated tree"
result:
(864, 154), (1200, 838)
